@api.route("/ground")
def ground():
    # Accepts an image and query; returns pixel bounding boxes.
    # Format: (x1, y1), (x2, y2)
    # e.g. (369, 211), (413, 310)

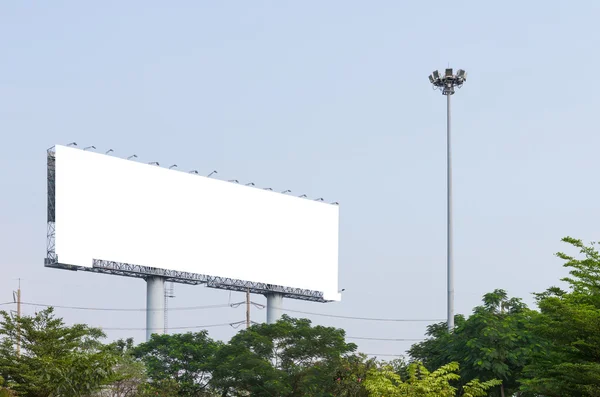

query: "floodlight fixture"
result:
(314, 198), (324, 201)
(299, 194), (307, 198)
(263, 187), (273, 191)
(127, 154), (138, 160)
(208, 170), (218, 177)
(331, 201), (339, 205)
(429, 67), (467, 95)
(189, 170), (199, 174)
(148, 161), (160, 166)
(281, 190), (291, 194)
(83, 146), (96, 151)
(228, 179), (239, 183)
(245, 182), (255, 186)
(105, 149), (114, 154)
(169, 164), (178, 169)
(67, 142), (77, 147)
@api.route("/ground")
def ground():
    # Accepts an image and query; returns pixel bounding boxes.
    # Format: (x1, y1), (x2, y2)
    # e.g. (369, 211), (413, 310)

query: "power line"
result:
(17, 301), (240, 312)
(0, 302), (13, 306)
(101, 320), (245, 331)
(364, 353), (405, 357)
(280, 308), (443, 322)
(10, 301), (442, 322)
(347, 336), (423, 342)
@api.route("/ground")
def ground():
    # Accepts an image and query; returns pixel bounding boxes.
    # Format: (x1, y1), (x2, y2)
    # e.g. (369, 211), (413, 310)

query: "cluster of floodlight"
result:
(61, 143), (339, 204)
(428, 68), (467, 95)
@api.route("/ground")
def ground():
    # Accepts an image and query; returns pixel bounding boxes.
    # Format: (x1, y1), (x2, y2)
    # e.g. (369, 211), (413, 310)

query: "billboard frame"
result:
(44, 147), (328, 303)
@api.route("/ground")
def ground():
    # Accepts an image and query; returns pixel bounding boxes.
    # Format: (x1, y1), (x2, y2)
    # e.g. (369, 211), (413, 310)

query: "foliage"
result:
(133, 331), (221, 396)
(520, 237), (600, 396)
(211, 315), (357, 396)
(363, 361), (500, 397)
(94, 338), (148, 397)
(0, 307), (117, 397)
(409, 290), (536, 397)
(332, 354), (378, 397)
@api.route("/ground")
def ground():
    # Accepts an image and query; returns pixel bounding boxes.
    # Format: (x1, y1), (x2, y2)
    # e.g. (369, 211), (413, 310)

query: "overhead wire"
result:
(17, 301), (240, 312)
(279, 308), (443, 322)
(11, 301), (442, 322)
(347, 336), (423, 342)
(101, 320), (246, 331)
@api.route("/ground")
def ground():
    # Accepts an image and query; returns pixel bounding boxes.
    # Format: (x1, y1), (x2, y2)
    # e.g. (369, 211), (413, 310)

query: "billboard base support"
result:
(266, 292), (283, 324)
(146, 276), (165, 341)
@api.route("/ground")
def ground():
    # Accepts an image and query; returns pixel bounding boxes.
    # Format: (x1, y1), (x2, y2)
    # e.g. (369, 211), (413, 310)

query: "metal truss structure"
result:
(44, 148), (327, 303)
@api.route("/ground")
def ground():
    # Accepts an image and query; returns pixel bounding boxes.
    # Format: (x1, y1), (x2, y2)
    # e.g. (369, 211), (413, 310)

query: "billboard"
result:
(50, 145), (340, 301)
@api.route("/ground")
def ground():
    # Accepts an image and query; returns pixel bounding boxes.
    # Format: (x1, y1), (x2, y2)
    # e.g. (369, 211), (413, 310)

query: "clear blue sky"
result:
(1, 1), (599, 357)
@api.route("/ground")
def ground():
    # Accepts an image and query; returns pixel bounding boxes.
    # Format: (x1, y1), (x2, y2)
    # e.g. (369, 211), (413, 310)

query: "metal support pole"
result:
(16, 286), (21, 357)
(266, 293), (283, 324)
(146, 276), (165, 341)
(446, 93), (454, 331)
(246, 289), (251, 328)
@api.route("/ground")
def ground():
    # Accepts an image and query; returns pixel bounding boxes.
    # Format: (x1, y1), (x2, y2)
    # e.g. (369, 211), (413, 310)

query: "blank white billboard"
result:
(53, 145), (340, 301)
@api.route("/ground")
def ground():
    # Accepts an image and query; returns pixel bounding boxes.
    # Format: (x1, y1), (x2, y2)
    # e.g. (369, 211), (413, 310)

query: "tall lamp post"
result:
(428, 68), (467, 331)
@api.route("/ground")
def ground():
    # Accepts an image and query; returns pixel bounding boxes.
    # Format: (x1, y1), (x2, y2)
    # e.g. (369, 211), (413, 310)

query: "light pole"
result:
(428, 68), (467, 331)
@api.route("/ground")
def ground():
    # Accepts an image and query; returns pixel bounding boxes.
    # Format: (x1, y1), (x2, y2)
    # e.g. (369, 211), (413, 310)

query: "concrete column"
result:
(266, 293), (283, 324)
(146, 276), (165, 341)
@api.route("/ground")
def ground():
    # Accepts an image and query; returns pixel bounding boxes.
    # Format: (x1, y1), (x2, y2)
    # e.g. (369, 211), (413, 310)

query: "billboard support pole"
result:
(266, 293), (283, 324)
(146, 276), (165, 341)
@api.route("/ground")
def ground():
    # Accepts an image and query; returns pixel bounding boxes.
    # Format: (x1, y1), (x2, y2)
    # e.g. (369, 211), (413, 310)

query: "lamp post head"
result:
(429, 68), (467, 96)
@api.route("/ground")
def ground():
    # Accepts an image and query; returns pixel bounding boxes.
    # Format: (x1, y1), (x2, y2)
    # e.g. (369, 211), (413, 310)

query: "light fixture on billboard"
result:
(127, 154), (137, 160)
(331, 201), (339, 205)
(299, 194), (307, 198)
(83, 146), (96, 151)
(148, 161), (160, 166)
(245, 182), (255, 186)
(105, 149), (114, 154)
(169, 164), (178, 169)
(228, 179), (239, 183)
(189, 170), (199, 174)
(263, 187), (273, 191)
(314, 198), (324, 201)
(281, 190), (291, 194)
(208, 170), (218, 177)
(67, 142), (77, 147)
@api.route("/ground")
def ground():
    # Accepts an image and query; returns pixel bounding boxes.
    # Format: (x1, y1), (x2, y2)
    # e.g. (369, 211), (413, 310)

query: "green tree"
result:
(133, 331), (221, 396)
(520, 237), (600, 396)
(409, 290), (536, 397)
(363, 361), (500, 397)
(211, 315), (357, 396)
(332, 354), (378, 397)
(0, 307), (117, 397)
(97, 338), (148, 397)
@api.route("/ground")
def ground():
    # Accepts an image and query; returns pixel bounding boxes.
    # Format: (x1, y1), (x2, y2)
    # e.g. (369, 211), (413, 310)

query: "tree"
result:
(94, 338), (148, 397)
(363, 361), (500, 397)
(409, 290), (536, 397)
(332, 354), (378, 397)
(211, 315), (357, 396)
(520, 237), (600, 396)
(0, 307), (117, 397)
(133, 331), (221, 396)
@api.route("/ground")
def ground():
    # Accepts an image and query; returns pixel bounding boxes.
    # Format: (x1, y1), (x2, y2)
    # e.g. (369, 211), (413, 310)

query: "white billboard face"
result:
(53, 145), (340, 301)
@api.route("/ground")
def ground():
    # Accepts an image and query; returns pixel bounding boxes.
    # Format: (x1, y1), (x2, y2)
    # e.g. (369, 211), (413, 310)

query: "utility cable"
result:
(101, 320), (246, 331)
(279, 308), (443, 322)
(347, 336), (423, 342)
(17, 301), (242, 312)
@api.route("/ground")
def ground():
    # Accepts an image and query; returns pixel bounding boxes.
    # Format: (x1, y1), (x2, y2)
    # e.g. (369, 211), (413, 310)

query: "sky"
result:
(1, 1), (600, 358)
